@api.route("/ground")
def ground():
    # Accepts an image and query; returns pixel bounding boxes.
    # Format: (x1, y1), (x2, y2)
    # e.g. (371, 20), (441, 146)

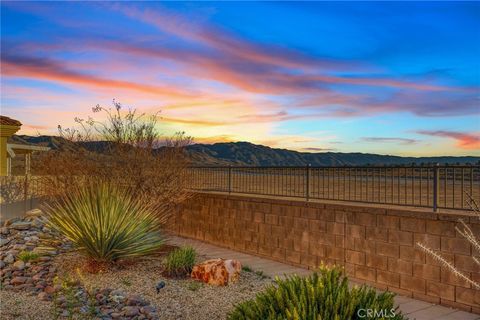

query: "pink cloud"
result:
(416, 130), (480, 150)
(2, 1), (478, 139)
(110, 3), (351, 72)
(2, 55), (195, 99)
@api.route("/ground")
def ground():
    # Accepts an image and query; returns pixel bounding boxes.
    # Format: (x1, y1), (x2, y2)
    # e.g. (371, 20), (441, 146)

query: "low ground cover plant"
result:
(163, 246), (197, 277)
(43, 182), (164, 271)
(228, 266), (406, 320)
(17, 250), (40, 262)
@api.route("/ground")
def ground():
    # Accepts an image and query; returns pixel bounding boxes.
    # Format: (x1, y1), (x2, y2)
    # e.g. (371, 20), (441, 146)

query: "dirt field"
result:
(190, 167), (480, 210)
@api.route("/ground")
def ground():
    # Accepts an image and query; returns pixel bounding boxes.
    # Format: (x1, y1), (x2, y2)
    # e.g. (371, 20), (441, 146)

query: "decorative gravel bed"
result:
(54, 251), (273, 320)
(0, 290), (52, 320)
(1, 210), (273, 319)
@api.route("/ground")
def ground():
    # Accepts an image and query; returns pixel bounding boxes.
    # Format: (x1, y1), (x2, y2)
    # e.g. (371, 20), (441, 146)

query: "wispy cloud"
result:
(361, 137), (420, 144)
(1, 54), (195, 98)
(2, 2), (479, 155)
(6, 2), (476, 117)
(5, 39), (476, 119)
(415, 130), (480, 150)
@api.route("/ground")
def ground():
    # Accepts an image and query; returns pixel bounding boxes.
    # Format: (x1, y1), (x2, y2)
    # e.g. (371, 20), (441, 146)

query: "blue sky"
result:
(1, 1), (479, 155)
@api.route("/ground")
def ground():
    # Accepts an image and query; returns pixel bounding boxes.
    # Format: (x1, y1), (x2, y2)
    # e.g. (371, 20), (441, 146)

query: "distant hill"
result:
(10, 135), (480, 166)
(186, 141), (480, 166)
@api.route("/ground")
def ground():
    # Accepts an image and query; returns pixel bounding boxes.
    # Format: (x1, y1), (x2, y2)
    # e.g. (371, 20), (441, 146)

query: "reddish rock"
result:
(11, 276), (27, 285)
(32, 273), (45, 281)
(44, 286), (56, 294)
(38, 292), (52, 301)
(191, 259), (241, 286)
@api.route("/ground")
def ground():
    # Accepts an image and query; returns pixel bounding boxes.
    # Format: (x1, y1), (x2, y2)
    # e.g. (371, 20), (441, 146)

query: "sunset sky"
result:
(1, 1), (479, 156)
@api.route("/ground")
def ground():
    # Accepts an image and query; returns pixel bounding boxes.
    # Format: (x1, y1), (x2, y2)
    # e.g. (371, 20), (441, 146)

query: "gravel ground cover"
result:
(2, 242), (272, 320)
(54, 251), (273, 320)
(0, 290), (53, 320)
(1, 211), (273, 319)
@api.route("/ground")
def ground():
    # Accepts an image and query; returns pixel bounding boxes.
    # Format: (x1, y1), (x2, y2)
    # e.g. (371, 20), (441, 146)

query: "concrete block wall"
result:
(169, 193), (480, 313)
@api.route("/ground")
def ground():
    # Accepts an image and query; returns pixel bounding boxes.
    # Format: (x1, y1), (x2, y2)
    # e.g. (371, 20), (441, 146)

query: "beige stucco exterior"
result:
(0, 124), (21, 176)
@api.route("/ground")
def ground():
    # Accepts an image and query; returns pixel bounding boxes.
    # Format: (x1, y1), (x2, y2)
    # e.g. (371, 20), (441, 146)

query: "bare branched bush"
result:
(0, 176), (25, 204)
(417, 193), (480, 290)
(36, 100), (193, 224)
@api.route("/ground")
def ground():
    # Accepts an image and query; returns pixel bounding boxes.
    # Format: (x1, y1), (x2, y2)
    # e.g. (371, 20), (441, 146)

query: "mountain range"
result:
(10, 135), (480, 166)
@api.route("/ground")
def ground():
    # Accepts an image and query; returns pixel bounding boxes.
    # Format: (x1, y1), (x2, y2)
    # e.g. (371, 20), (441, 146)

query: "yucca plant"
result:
(163, 246), (197, 277)
(228, 266), (406, 320)
(42, 182), (164, 268)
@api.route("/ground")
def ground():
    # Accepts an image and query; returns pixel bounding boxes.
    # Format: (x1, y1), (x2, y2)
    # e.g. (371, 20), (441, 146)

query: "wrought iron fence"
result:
(0, 175), (45, 219)
(188, 165), (480, 211)
(0, 175), (44, 204)
(2, 165), (479, 212)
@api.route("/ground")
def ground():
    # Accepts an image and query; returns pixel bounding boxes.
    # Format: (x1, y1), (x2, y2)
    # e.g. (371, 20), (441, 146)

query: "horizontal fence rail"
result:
(1, 165), (479, 212)
(188, 165), (480, 211)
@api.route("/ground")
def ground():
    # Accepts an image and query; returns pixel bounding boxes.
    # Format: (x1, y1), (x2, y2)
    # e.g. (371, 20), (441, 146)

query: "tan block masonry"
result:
(168, 192), (480, 313)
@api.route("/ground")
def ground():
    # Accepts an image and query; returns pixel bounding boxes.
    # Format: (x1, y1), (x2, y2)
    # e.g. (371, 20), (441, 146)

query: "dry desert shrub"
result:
(36, 100), (193, 223)
(417, 193), (480, 290)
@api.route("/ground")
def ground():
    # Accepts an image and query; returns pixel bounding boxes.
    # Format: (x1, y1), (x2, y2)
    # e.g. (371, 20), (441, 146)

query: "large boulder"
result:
(191, 258), (241, 286)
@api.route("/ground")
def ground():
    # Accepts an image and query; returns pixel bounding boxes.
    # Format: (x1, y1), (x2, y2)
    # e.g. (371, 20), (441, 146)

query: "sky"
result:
(1, 1), (479, 156)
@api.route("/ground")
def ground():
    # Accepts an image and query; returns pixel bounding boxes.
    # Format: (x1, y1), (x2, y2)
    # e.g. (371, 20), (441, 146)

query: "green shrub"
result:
(18, 251), (40, 262)
(42, 182), (164, 264)
(163, 246), (196, 277)
(228, 266), (406, 320)
(242, 265), (253, 273)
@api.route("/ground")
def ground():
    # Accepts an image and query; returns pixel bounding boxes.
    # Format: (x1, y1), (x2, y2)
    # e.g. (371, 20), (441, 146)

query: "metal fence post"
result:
(228, 165), (232, 194)
(23, 175), (29, 214)
(433, 163), (439, 212)
(306, 164), (311, 201)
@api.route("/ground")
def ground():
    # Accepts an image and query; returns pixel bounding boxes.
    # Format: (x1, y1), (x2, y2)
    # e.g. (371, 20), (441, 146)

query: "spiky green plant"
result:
(228, 266), (406, 320)
(17, 251), (40, 262)
(163, 246), (197, 277)
(42, 182), (164, 263)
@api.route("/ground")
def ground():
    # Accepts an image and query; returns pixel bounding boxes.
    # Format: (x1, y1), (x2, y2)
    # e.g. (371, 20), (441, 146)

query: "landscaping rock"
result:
(38, 291), (52, 301)
(0, 238), (10, 246)
(33, 246), (57, 255)
(10, 221), (32, 230)
(4, 253), (14, 264)
(126, 294), (147, 306)
(191, 258), (242, 286)
(25, 209), (43, 218)
(44, 285), (56, 294)
(1, 213), (70, 297)
(1, 211), (159, 319)
(11, 276), (28, 285)
(13, 260), (25, 270)
(3, 218), (20, 227)
(123, 306), (140, 317)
